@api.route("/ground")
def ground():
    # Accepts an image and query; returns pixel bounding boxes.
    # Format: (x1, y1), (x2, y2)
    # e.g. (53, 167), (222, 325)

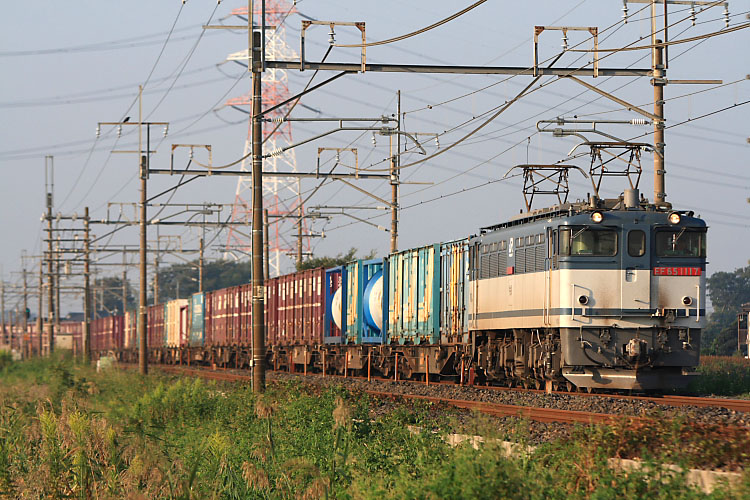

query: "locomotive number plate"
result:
(652, 267), (701, 276)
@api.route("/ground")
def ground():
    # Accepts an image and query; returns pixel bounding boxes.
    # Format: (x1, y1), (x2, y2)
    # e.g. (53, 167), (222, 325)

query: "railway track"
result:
(479, 385), (750, 413)
(264, 366), (750, 414)
(132, 364), (697, 427)
(131, 360), (750, 415)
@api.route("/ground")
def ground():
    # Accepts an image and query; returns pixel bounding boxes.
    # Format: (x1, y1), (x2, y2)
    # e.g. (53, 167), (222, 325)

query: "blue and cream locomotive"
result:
(469, 188), (706, 390)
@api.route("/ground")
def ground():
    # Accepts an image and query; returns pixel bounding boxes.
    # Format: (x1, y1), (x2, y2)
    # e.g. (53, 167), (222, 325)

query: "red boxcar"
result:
(147, 305), (165, 348)
(91, 315), (124, 352)
(266, 268), (325, 346)
(204, 285), (252, 346)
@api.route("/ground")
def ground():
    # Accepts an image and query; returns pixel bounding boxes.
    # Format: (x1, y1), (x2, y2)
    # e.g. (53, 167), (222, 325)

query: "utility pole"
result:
(251, 29), (266, 393)
(84, 207), (91, 363)
(390, 90), (401, 253)
(55, 235), (61, 333)
(45, 155), (55, 355)
(37, 256), (42, 356)
(263, 209), (270, 279)
(98, 86), (168, 376)
(653, 38), (666, 205)
(153, 256), (159, 305)
(1, 278), (5, 346)
(122, 253), (128, 315)
(296, 203), (303, 268)
(199, 237), (204, 293)
(22, 261), (28, 359)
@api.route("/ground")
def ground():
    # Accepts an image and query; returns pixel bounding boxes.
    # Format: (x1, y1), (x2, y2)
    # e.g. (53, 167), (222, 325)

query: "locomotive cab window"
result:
(628, 230), (646, 257)
(559, 226), (618, 256)
(655, 228), (706, 257)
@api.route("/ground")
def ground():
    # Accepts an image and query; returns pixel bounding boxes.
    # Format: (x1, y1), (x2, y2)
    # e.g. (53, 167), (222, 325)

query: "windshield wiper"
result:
(571, 226), (589, 240)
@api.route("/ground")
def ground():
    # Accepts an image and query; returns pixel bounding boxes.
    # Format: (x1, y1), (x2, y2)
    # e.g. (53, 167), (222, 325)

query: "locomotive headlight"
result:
(591, 211), (603, 223)
(578, 295), (589, 305)
(668, 212), (681, 224)
(682, 296), (693, 306)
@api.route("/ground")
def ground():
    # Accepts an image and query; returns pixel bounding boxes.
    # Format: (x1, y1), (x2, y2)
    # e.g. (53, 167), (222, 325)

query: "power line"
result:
(334, 0), (488, 48)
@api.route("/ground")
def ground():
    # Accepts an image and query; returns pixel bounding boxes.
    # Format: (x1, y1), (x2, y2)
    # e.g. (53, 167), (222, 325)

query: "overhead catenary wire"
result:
(57, 3), (186, 212)
(333, 0), (488, 48)
(307, 5), (743, 235)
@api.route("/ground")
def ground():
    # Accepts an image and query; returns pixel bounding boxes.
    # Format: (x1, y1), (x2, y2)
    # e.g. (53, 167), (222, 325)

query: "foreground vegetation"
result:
(689, 355), (750, 397)
(1, 353), (749, 499)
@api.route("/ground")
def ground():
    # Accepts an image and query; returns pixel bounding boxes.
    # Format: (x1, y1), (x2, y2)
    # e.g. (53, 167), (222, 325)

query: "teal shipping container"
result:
(189, 293), (205, 346)
(387, 243), (441, 345)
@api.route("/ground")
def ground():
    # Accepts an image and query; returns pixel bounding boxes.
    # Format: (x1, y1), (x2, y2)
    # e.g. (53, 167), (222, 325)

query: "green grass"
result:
(688, 356), (750, 397)
(1, 355), (749, 499)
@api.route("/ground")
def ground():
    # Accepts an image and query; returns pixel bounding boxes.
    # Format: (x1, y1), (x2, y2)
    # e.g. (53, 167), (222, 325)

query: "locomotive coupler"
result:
(625, 338), (649, 362)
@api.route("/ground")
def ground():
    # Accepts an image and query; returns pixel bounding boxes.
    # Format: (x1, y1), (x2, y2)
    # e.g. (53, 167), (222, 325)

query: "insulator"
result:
(561, 33), (568, 51)
(328, 27), (335, 45)
(117, 125), (122, 138)
(435, 136), (440, 149)
(724, 5), (730, 28)
(336, 151), (341, 162)
(690, 4), (696, 26)
(371, 133), (377, 147)
(622, 0), (628, 23)
(163, 125), (169, 137)
(270, 148), (284, 157)
(630, 118), (649, 126)
(95, 125), (101, 137)
(189, 148), (194, 159)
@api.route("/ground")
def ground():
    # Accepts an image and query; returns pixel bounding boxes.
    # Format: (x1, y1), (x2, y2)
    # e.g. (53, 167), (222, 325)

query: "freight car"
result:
(94, 189), (705, 392)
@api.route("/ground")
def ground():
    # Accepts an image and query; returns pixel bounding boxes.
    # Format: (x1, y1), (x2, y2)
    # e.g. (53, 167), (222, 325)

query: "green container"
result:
(387, 243), (441, 345)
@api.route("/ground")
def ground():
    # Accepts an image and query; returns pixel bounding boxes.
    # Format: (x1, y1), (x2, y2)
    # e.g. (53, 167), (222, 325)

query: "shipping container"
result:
(124, 310), (137, 349)
(240, 284), (253, 344)
(387, 243), (441, 345)
(334, 259), (388, 345)
(440, 239), (470, 343)
(165, 299), (189, 347)
(267, 268), (325, 346)
(59, 321), (84, 354)
(205, 286), (249, 346)
(90, 315), (124, 352)
(147, 305), (165, 349)
(324, 266), (347, 344)
(189, 293), (205, 346)
(356, 258), (387, 344)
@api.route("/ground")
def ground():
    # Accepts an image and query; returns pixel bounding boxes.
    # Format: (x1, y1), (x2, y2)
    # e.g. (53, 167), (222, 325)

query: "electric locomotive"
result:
(469, 188), (706, 391)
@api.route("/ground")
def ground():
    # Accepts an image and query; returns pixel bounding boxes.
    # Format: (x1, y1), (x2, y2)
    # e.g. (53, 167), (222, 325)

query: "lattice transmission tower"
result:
(224, 1), (309, 276)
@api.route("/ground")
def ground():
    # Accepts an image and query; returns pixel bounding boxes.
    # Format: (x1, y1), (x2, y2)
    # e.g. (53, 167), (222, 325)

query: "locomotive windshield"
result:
(655, 228), (706, 257)
(559, 226), (618, 256)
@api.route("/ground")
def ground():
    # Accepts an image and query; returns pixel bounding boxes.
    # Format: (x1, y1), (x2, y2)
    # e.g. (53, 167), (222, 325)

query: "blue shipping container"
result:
(189, 293), (205, 346)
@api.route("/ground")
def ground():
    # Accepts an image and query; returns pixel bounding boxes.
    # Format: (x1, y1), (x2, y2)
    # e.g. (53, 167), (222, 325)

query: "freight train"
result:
(43, 189), (706, 392)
